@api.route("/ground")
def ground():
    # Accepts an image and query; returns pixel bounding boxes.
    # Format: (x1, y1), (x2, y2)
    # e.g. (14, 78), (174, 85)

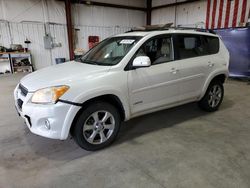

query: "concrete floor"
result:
(0, 73), (250, 188)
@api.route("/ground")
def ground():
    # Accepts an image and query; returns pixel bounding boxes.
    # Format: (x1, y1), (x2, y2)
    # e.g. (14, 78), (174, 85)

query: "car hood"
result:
(20, 61), (111, 92)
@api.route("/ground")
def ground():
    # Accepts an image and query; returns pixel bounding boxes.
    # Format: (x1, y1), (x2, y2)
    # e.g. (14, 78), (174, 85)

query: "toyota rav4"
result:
(14, 28), (229, 150)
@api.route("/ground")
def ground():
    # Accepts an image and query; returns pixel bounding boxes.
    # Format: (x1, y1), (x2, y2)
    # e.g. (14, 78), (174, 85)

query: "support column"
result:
(146, 0), (152, 25)
(65, 0), (74, 60)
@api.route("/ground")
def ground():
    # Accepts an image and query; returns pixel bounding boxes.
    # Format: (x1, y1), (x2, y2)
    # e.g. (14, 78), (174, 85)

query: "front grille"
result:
(17, 99), (23, 110)
(19, 84), (28, 96)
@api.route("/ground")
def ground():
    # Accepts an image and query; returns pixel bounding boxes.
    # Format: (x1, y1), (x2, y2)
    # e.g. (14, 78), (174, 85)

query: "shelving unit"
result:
(0, 53), (11, 74)
(10, 52), (33, 73)
(0, 52), (33, 74)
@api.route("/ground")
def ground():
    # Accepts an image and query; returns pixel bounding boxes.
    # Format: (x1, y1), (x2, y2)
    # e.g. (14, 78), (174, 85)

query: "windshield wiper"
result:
(78, 59), (100, 65)
(77, 58), (114, 66)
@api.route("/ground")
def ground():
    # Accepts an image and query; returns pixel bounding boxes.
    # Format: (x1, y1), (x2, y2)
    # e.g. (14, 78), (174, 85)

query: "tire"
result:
(198, 81), (224, 112)
(72, 102), (121, 151)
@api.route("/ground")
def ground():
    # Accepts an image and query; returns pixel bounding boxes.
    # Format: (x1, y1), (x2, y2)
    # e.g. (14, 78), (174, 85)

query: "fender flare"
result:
(59, 89), (130, 140)
(199, 70), (228, 100)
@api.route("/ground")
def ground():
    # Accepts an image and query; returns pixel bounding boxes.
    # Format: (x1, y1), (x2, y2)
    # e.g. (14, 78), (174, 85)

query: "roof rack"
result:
(126, 23), (216, 34)
(174, 26), (216, 34)
(126, 23), (173, 32)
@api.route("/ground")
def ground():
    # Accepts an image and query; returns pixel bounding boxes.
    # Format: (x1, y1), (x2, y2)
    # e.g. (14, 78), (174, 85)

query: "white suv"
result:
(14, 28), (229, 150)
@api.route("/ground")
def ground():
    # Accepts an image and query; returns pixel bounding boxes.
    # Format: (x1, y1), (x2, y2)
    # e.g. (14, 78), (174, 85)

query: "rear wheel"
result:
(198, 81), (224, 112)
(72, 102), (121, 151)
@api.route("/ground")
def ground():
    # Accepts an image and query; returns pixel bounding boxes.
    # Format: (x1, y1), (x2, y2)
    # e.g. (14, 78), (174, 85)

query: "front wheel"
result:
(198, 81), (224, 112)
(72, 102), (121, 151)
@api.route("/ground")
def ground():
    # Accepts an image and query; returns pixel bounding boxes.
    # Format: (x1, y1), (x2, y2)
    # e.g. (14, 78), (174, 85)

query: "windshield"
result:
(78, 36), (142, 66)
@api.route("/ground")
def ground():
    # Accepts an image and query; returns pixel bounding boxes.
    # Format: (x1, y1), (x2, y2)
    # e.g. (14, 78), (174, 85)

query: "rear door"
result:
(173, 34), (214, 101)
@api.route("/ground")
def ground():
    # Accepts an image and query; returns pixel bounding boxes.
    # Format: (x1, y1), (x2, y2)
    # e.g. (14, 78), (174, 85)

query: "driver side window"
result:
(135, 36), (173, 65)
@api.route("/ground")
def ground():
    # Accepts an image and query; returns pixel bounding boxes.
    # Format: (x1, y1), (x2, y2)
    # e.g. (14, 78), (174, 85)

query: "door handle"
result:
(171, 68), (179, 74)
(208, 62), (214, 67)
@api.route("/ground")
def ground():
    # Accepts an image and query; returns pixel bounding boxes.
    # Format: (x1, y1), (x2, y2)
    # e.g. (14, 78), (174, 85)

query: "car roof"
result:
(116, 29), (218, 38)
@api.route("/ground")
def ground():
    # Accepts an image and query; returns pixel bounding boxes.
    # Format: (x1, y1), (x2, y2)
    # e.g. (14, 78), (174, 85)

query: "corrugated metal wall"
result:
(49, 24), (69, 67)
(151, 1), (207, 27)
(0, 21), (132, 69)
(75, 25), (131, 50)
(0, 22), (11, 48)
(0, 0), (145, 70)
(10, 22), (51, 69)
(0, 21), (63, 69)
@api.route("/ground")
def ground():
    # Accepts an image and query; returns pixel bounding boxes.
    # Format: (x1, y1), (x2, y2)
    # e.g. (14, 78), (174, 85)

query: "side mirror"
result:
(132, 56), (151, 68)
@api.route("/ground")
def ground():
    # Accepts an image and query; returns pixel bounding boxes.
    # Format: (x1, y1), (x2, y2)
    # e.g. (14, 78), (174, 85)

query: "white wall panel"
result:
(8, 22), (51, 69)
(46, 0), (66, 24)
(151, 1), (207, 27)
(127, 9), (146, 27)
(0, 0), (5, 20)
(91, 0), (146, 8)
(0, 0), (66, 24)
(152, 0), (187, 7)
(75, 25), (131, 50)
(176, 1), (206, 26)
(0, 0), (146, 70)
(152, 7), (175, 25)
(0, 22), (11, 47)
(1, 0), (45, 23)
(73, 4), (146, 27)
(0, 21), (71, 69)
(49, 24), (69, 65)
(0, 0), (145, 25)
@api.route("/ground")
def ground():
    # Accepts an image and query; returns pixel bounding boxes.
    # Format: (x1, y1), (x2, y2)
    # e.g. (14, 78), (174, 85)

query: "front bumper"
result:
(14, 84), (77, 140)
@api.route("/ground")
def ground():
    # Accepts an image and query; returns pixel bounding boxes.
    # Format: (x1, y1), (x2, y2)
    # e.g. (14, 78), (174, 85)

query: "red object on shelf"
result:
(88, 36), (100, 49)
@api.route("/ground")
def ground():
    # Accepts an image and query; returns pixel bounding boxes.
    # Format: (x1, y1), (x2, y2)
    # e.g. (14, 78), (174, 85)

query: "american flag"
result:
(206, 0), (250, 29)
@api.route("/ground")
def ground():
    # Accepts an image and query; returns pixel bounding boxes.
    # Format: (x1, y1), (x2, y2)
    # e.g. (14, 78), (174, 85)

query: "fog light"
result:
(45, 119), (51, 130)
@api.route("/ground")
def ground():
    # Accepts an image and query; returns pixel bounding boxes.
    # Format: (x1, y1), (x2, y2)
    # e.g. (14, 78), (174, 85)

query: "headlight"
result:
(31, 85), (69, 104)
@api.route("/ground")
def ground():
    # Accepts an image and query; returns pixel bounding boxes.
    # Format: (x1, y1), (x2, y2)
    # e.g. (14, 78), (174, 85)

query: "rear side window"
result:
(174, 34), (219, 60)
(202, 36), (219, 54)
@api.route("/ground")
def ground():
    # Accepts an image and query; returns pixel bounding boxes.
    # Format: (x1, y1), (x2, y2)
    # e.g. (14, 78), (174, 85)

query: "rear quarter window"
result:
(203, 36), (219, 55)
(174, 34), (219, 60)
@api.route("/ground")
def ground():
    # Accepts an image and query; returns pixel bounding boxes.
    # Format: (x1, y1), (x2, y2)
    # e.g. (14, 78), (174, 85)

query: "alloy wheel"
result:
(208, 85), (222, 108)
(83, 111), (115, 145)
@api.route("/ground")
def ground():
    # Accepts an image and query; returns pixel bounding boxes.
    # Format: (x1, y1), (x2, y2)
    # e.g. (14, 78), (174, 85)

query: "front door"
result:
(128, 35), (181, 115)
